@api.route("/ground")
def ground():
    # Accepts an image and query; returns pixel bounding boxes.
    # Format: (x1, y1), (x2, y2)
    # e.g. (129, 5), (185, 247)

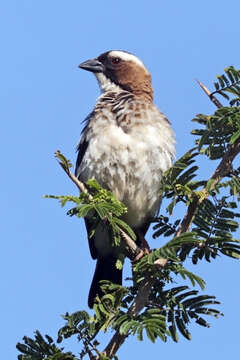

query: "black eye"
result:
(111, 57), (121, 65)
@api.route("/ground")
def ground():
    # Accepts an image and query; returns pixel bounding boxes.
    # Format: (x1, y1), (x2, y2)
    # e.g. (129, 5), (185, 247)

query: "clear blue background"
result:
(1, 1), (239, 359)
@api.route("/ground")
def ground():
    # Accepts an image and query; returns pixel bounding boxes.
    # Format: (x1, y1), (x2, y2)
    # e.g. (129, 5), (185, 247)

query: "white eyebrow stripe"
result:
(109, 51), (146, 69)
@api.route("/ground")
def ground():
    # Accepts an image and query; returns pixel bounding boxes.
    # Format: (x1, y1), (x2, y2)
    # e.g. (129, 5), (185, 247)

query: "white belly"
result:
(79, 121), (174, 228)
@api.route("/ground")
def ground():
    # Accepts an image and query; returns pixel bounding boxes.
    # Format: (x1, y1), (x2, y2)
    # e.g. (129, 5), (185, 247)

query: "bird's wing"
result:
(75, 112), (93, 178)
(75, 111), (98, 259)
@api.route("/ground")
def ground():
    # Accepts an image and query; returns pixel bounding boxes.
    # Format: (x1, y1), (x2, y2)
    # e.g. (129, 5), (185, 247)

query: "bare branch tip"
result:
(196, 79), (211, 96)
(196, 79), (223, 109)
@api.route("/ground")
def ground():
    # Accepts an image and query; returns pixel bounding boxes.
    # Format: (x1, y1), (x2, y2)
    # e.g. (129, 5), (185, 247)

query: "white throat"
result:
(95, 72), (122, 93)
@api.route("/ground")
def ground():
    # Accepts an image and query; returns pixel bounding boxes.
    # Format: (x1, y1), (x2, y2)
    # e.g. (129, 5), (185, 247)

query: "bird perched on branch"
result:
(75, 50), (175, 308)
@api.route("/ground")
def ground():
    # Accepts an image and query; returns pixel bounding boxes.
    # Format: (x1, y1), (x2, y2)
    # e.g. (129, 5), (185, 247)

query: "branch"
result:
(103, 276), (155, 358)
(175, 82), (240, 237)
(196, 79), (223, 108)
(103, 260), (167, 358)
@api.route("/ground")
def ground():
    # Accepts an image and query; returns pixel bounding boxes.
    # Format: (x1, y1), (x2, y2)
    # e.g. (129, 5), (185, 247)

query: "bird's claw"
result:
(131, 237), (151, 263)
(131, 249), (145, 263)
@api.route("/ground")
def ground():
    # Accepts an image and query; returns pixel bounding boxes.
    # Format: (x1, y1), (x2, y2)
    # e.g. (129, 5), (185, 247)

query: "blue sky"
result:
(1, 1), (240, 359)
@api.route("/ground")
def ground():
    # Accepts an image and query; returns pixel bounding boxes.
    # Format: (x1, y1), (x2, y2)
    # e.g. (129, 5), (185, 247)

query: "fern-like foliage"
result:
(16, 331), (77, 360)
(192, 107), (240, 159)
(177, 197), (240, 263)
(212, 66), (240, 106)
(151, 285), (222, 342)
(161, 148), (205, 214)
(45, 177), (136, 249)
(192, 66), (240, 159)
(154, 113), (240, 264)
(59, 283), (222, 346)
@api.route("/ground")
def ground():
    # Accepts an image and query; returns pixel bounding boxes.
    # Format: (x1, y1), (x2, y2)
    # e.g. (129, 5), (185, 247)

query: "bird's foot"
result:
(132, 249), (145, 263)
(132, 233), (150, 263)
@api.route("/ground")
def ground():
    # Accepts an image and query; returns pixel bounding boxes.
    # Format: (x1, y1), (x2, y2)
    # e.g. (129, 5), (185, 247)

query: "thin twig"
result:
(55, 152), (143, 260)
(60, 163), (93, 199)
(55, 150), (93, 199)
(196, 79), (223, 108)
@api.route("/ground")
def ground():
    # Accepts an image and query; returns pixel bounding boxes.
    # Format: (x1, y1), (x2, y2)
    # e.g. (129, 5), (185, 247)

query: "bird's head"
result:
(79, 50), (153, 102)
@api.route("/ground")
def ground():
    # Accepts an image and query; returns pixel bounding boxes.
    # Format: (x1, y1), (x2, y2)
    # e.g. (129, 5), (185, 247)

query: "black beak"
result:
(78, 58), (104, 73)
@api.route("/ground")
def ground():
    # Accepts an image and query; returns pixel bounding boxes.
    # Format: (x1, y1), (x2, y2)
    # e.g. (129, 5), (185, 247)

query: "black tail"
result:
(88, 256), (122, 308)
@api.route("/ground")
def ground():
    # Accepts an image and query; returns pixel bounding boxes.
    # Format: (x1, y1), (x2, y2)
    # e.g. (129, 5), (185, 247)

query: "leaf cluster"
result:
(212, 66), (240, 106)
(180, 196), (240, 263)
(16, 331), (76, 360)
(161, 148), (205, 214)
(154, 163), (240, 264)
(152, 285), (222, 342)
(192, 107), (240, 159)
(45, 177), (136, 248)
(192, 66), (240, 159)
(55, 281), (222, 347)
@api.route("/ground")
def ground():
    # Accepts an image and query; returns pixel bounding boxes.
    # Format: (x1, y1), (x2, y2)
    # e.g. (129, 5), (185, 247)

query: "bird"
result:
(75, 50), (175, 308)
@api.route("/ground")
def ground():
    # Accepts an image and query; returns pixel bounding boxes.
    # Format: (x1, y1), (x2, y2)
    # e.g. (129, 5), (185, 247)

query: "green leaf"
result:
(177, 269), (206, 290)
(175, 317), (192, 340)
(113, 217), (136, 241)
(55, 150), (73, 170)
(230, 129), (240, 144)
(169, 324), (179, 342)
